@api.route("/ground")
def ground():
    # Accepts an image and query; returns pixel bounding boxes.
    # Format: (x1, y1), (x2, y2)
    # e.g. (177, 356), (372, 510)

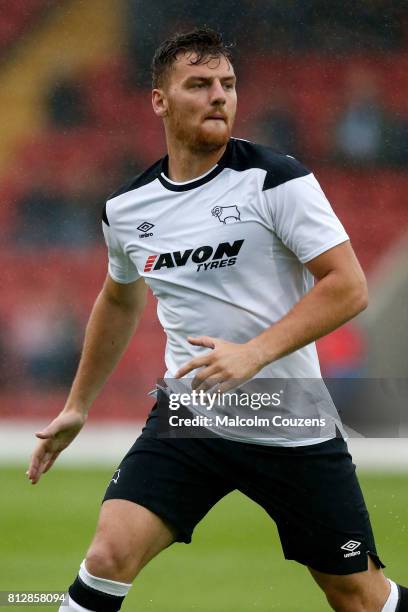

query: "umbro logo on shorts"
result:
(341, 540), (361, 558)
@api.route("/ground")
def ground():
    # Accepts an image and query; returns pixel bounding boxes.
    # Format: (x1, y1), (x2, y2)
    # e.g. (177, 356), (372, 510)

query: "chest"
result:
(117, 172), (286, 286)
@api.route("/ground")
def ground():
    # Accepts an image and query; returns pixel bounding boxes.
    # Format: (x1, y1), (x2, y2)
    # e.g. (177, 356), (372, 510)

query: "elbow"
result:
(349, 278), (369, 316)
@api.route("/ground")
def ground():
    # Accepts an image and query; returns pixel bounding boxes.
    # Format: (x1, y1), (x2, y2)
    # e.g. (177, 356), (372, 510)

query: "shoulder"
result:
(108, 158), (163, 200)
(226, 138), (311, 191)
(102, 157), (163, 226)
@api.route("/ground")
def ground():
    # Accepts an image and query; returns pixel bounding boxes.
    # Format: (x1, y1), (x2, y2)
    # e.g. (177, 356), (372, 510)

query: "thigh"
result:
(236, 437), (385, 575)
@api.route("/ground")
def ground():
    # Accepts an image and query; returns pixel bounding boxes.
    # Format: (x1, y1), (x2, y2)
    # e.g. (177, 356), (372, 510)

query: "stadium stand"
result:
(0, 0), (53, 56)
(1, 1), (407, 421)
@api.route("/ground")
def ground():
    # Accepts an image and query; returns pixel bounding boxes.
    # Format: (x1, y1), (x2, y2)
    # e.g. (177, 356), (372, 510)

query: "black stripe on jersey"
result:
(156, 139), (310, 193)
(102, 203), (109, 226)
(104, 138), (311, 203)
(107, 158), (163, 201)
(222, 138), (311, 191)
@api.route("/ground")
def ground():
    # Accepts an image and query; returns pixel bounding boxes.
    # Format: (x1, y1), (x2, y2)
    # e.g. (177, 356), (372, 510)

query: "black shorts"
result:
(103, 397), (385, 575)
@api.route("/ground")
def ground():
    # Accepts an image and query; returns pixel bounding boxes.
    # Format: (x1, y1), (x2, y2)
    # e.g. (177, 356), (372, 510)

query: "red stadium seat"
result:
(0, 0), (51, 55)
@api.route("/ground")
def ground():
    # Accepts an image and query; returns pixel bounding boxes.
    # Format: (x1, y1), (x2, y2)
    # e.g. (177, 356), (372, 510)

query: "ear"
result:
(152, 88), (168, 118)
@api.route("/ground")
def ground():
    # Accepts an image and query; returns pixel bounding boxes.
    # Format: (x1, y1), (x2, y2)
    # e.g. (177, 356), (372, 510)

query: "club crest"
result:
(211, 205), (241, 224)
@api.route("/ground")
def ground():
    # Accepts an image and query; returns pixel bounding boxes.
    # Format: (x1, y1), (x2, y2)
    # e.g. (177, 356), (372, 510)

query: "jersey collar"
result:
(158, 140), (232, 192)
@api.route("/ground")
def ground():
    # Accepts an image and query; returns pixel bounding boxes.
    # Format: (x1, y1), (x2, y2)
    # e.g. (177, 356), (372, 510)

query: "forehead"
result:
(170, 52), (235, 82)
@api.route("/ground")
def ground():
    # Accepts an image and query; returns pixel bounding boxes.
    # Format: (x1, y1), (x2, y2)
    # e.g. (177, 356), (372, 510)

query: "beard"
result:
(167, 107), (233, 154)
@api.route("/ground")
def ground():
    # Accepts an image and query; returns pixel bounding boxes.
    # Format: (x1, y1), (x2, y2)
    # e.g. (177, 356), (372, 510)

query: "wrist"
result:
(246, 337), (271, 371)
(62, 400), (90, 418)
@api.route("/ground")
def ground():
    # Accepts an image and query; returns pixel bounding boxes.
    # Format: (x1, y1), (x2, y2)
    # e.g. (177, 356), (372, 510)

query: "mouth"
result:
(205, 115), (227, 122)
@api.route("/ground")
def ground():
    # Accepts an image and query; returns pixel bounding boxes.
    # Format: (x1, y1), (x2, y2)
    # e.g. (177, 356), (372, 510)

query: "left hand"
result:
(175, 336), (264, 393)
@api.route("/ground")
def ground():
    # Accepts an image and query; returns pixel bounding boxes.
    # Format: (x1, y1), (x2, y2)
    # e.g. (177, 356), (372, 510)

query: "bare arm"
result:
(65, 274), (147, 414)
(27, 274), (147, 483)
(247, 240), (368, 367)
(176, 241), (368, 390)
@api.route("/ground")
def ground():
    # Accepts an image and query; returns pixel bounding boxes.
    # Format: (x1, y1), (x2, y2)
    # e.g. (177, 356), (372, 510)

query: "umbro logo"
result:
(341, 540), (361, 552)
(341, 540), (361, 558)
(137, 221), (154, 232)
(137, 221), (154, 238)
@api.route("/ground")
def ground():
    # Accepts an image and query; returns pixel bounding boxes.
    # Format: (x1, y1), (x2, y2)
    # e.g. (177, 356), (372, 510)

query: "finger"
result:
(35, 423), (58, 439)
(192, 366), (221, 391)
(42, 452), (60, 474)
(27, 466), (38, 483)
(28, 426), (55, 480)
(32, 439), (55, 462)
(28, 472), (39, 485)
(205, 378), (239, 397)
(175, 354), (212, 379)
(27, 458), (38, 481)
(27, 444), (48, 479)
(217, 380), (238, 395)
(28, 445), (52, 482)
(38, 451), (52, 473)
(29, 438), (64, 482)
(26, 466), (37, 482)
(187, 336), (216, 349)
(28, 454), (40, 474)
(29, 469), (44, 485)
(27, 459), (42, 484)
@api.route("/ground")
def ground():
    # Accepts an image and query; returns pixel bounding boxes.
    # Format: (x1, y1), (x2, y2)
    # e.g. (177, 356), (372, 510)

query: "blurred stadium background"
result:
(0, 1), (407, 610)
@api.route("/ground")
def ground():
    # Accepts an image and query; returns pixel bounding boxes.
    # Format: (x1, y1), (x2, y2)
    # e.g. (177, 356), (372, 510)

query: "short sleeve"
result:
(102, 219), (140, 284)
(264, 173), (349, 263)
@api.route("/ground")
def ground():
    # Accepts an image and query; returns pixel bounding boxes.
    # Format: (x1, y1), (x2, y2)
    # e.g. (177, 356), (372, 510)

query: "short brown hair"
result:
(151, 26), (234, 88)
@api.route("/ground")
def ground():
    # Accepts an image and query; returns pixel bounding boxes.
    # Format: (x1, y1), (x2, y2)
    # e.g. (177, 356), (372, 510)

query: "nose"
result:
(209, 79), (226, 105)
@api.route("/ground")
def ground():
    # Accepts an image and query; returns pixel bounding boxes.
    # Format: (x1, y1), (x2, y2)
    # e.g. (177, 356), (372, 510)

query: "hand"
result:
(175, 336), (264, 393)
(27, 410), (86, 484)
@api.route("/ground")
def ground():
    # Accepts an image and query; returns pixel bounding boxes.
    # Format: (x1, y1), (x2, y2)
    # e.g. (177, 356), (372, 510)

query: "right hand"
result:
(27, 410), (86, 484)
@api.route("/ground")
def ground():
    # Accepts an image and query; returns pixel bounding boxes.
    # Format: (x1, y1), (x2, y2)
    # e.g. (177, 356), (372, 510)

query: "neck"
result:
(165, 138), (228, 182)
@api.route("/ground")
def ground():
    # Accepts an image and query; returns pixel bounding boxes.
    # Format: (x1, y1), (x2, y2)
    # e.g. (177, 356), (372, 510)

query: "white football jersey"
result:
(102, 138), (349, 446)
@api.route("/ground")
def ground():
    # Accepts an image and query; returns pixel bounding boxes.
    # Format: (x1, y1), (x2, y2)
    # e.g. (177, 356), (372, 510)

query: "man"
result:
(28, 28), (406, 611)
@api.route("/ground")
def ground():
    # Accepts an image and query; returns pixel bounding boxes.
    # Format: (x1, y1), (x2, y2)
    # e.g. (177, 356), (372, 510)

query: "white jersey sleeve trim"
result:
(300, 235), (350, 264)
